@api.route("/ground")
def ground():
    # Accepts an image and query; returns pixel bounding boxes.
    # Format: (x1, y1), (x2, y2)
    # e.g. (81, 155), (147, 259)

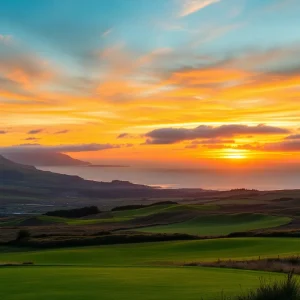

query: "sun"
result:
(222, 149), (248, 160)
(224, 153), (246, 159)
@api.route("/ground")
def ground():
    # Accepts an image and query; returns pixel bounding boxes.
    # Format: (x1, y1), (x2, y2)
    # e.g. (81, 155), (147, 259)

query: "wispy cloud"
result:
(54, 130), (69, 135)
(24, 137), (39, 141)
(239, 140), (300, 152)
(102, 28), (113, 37)
(179, 0), (222, 17)
(27, 129), (44, 135)
(0, 143), (121, 153)
(0, 34), (12, 45)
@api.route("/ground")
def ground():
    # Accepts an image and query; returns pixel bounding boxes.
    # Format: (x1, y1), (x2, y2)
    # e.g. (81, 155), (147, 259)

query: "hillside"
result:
(2, 151), (90, 166)
(0, 155), (151, 190)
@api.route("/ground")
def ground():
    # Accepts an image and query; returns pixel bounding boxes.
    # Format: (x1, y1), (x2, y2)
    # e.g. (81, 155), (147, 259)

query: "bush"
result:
(236, 271), (300, 300)
(44, 206), (100, 218)
(16, 230), (31, 241)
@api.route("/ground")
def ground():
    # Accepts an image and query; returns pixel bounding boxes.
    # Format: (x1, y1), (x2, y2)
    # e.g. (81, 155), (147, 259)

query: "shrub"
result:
(236, 271), (300, 300)
(16, 229), (31, 241)
(44, 206), (100, 218)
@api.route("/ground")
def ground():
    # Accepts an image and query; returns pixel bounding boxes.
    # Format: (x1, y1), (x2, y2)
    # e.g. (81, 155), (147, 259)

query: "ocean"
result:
(38, 166), (300, 190)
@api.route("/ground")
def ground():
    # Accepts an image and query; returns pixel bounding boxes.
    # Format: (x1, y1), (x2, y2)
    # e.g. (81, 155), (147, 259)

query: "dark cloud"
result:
(0, 143), (120, 153)
(54, 130), (69, 134)
(238, 140), (300, 152)
(185, 144), (198, 149)
(0, 130), (7, 134)
(27, 129), (44, 134)
(263, 140), (300, 152)
(285, 134), (300, 140)
(24, 137), (39, 141)
(191, 138), (235, 145)
(145, 124), (289, 144)
(117, 133), (129, 139)
(185, 138), (235, 149)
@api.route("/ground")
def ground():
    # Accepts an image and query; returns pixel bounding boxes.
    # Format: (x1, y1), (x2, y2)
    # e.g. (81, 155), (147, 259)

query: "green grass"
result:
(112, 204), (219, 218)
(137, 214), (291, 236)
(0, 218), (27, 227)
(0, 266), (283, 300)
(1, 238), (300, 300)
(37, 215), (130, 225)
(1, 238), (300, 266)
(27, 204), (219, 226)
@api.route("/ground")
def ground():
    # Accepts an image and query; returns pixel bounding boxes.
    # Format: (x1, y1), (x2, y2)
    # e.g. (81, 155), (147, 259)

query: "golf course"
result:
(1, 237), (300, 299)
(2, 189), (300, 299)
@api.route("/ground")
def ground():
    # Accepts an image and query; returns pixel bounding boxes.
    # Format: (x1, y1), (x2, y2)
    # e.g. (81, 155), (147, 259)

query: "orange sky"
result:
(1, 0), (300, 168)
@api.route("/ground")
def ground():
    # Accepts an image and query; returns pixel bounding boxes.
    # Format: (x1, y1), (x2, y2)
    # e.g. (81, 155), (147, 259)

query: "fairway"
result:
(1, 238), (299, 299)
(0, 266), (283, 300)
(2, 238), (300, 266)
(137, 214), (291, 236)
(33, 204), (220, 225)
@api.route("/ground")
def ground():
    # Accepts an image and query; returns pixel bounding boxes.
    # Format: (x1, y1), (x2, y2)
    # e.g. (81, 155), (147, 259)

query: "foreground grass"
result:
(0, 266), (283, 300)
(236, 272), (300, 300)
(137, 214), (291, 236)
(1, 238), (300, 266)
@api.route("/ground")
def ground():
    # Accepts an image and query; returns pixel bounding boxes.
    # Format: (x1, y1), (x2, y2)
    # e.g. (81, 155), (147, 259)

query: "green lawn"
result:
(1, 237), (299, 300)
(112, 203), (219, 218)
(1, 238), (300, 266)
(0, 266), (283, 300)
(137, 214), (291, 236)
(31, 204), (219, 226)
(37, 215), (130, 225)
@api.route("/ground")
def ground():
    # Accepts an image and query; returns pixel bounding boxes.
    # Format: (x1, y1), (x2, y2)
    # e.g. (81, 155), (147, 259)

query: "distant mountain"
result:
(2, 151), (90, 166)
(0, 155), (151, 190)
(0, 155), (213, 214)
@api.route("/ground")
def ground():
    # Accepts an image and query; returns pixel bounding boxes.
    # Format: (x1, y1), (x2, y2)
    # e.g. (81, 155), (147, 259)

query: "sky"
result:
(1, 0), (300, 168)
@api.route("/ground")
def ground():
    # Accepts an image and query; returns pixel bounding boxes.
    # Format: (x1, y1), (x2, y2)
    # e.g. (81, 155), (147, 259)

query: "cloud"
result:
(179, 0), (221, 17)
(27, 129), (44, 134)
(285, 134), (300, 140)
(0, 130), (7, 134)
(192, 138), (236, 144)
(117, 133), (130, 139)
(0, 43), (55, 89)
(185, 138), (234, 149)
(263, 140), (300, 152)
(239, 140), (300, 152)
(102, 28), (113, 37)
(0, 35), (12, 45)
(0, 143), (120, 154)
(145, 124), (289, 144)
(54, 130), (69, 134)
(24, 137), (40, 141)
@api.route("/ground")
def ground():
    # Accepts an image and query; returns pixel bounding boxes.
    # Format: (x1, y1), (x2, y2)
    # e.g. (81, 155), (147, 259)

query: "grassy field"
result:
(1, 238), (300, 299)
(0, 204), (220, 226)
(113, 204), (219, 218)
(0, 266), (283, 300)
(1, 238), (300, 266)
(0, 202), (297, 300)
(137, 214), (291, 236)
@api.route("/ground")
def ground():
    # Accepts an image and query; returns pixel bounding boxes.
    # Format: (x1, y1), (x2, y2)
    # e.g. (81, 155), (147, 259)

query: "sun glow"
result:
(222, 149), (248, 160)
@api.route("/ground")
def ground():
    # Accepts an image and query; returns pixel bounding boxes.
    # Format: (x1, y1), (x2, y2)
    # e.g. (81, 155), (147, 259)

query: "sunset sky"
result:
(1, 0), (300, 168)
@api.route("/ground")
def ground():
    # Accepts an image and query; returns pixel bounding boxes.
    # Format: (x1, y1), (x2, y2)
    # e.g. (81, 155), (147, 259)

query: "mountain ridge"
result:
(0, 155), (151, 190)
(1, 151), (90, 166)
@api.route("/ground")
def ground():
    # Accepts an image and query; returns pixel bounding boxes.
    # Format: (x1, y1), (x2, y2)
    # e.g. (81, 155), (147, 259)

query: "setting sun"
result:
(222, 149), (248, 160)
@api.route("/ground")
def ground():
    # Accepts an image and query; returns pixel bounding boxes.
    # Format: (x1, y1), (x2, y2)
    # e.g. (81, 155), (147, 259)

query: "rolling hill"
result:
(2, 151), (90, 166)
